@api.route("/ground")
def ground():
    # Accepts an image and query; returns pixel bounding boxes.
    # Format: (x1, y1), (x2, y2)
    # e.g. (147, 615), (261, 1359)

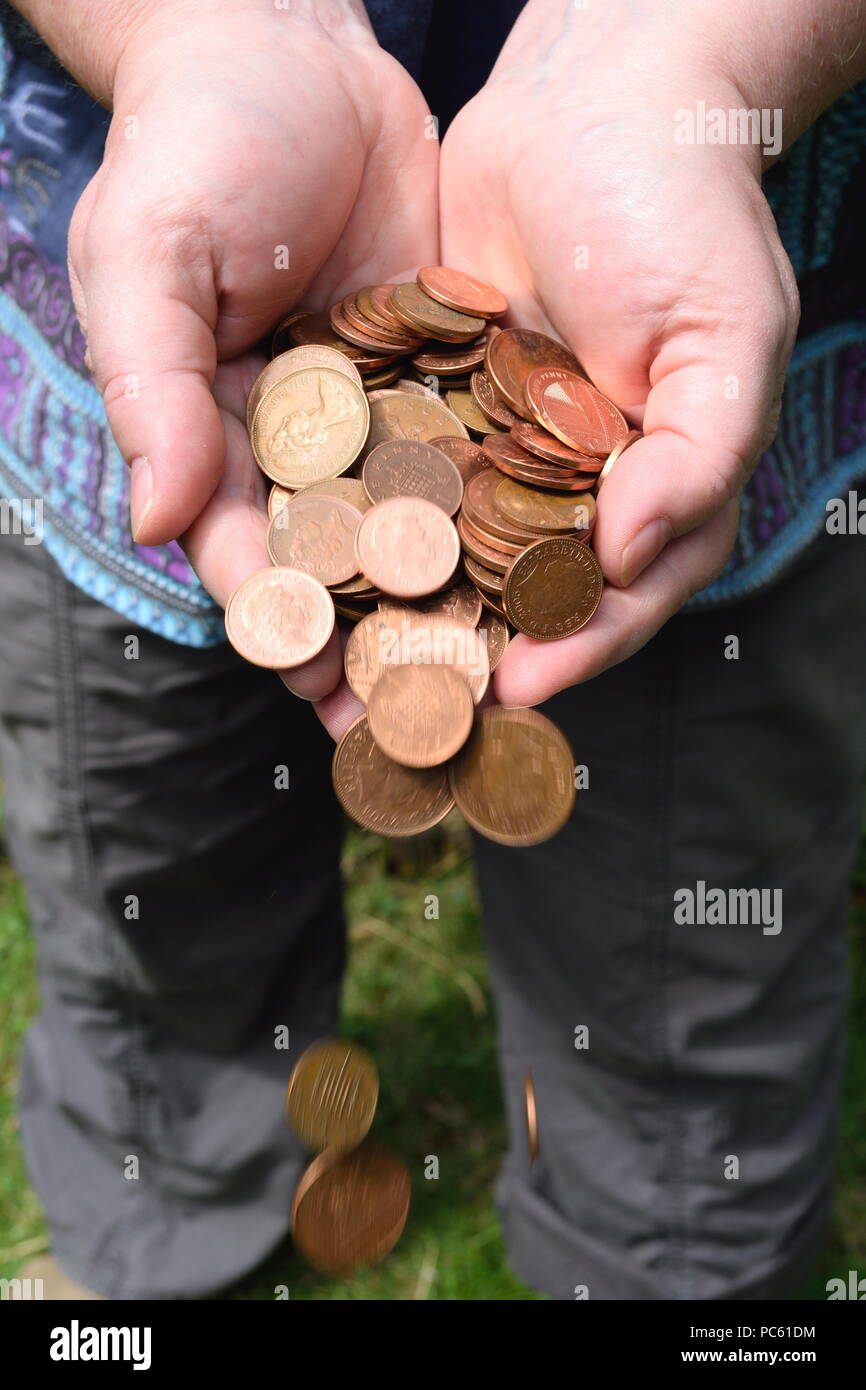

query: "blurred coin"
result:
(389, 282), (485, 341)
(268, 484), (295, 520)
(291, 1142), (411, 1274)
(251, 367), (369, 487)
(362, 440), (463, 515)
(285, 1038), (378, 1153)
(332, 714), (454, 835)
(503, 536), (603, 640)
(448, 707), (576, 846)
(417, 266), (507, 319)
(485, 328), (584, 420)
(525, 368), (628, 457)
(476, 611), (510, 669)
(225, 568), (334, 669)
(368, 663), (474, 768)
(267, 494), (362, 585)
(382, 578), (482, 628)
(525, 1071), (538, 1164)
(355, 497), (460, 598)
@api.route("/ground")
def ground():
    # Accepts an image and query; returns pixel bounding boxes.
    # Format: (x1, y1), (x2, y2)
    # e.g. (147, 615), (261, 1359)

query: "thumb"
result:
(70, 198), (223, 546)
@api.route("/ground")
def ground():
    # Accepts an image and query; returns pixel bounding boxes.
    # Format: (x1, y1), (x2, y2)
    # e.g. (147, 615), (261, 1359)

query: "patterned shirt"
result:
(0, 0), (864, 645)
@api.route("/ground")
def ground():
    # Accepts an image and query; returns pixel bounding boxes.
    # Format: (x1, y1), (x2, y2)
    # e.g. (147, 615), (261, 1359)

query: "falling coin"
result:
(332, 715), (454, 836)
(524, 1071), (538, 1165)
(291, 1142), (411, 1274)
(448, 707), (576, 847)
(224, 568), (334, 669)
(367, 663), (474, 768)
(285, 1038), (379, 1154)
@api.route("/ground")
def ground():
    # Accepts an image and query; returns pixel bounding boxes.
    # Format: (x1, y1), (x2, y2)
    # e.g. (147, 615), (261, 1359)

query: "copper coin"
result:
(512, 418), (602, 470)
(267, 493), (362, 585)
(382, 578), (482, 628)
(478, 587), (507, 617)
(368, 283), (409, 332)
(361, 393), (468, 461)
(285, 1038), (378, 1153)
(331, 295), (423, 353)
(293, 476), (372, 512)
(461, 514), (523, 556)
(367, 663), (474, 768)
(456, 515), (510, 574)
(503, 536), (603, 640)
(362, 362), (405, 390)
(344, 609), (405, 704)
(355, 497), (460, 598)
(462, 468), (542, 546)
(377, 610), (491, 704)
(270, 310), (312, 357)
(225, 568), (334, 669)
(340, 292), (423, 348)
(362, 440), (463, 516)
(495, 478), (596, 535)
(598, 428), (643, 486)
(332, 714), (454, 835)
(334, 598), (376, 622)
(476, 611), (510, 670)
(483, 434), (599, 492)
(463, 553), (504, 595)
(291, 1141), (411, 1274)
(411, 339), (489, 375)
(268, 484), (295, 521)
(525, 368), (628, 457)
(446, 388), (498, 435)
(389, 283), (485, 342)
(330, 573), (379, 598)
(428, 435), (491, 485)
(470, 370), (521, 429)
(485, 328), (584, 420)
(281, 309), (382, 364)
(525, 1071), (538, 1164)
(417, 266), (507, 319)
(367, 380), (439, 402)
(448, 707), (576, 847)
(247, 346), (363, 428)
(251, 367), (370, 487)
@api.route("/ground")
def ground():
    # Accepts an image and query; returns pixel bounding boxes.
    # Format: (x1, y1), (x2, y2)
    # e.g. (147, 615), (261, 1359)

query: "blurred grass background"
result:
(1, 808), (864, 1300)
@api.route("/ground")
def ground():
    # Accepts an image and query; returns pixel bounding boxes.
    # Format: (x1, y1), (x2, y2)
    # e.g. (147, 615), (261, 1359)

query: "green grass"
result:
(1, 811), (865, 1300)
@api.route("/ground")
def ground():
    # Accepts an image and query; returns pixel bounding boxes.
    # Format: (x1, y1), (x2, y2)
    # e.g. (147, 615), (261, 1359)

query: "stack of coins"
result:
(285, 1039), (411, 1274)
(226, 268), (639, 844)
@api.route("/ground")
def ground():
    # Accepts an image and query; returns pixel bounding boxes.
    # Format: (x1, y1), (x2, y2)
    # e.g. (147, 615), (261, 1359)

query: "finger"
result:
(70, 202), (222, 547)
(495, 500), (739, 707)
(315, 679), (365, 742)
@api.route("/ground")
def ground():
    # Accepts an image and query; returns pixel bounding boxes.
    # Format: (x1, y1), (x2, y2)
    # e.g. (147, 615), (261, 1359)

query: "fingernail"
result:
(129, 455), (153, 539)
(278, 672), (320, 702)
(620, 517), (672, 587)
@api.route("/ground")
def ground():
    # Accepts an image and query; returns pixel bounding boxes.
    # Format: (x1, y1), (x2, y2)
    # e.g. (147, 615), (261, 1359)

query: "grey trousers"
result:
(1, 523), (864, 1299)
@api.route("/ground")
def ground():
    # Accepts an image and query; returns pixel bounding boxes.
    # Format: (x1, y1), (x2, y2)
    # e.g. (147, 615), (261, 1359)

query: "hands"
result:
(439, 0), (801, 707)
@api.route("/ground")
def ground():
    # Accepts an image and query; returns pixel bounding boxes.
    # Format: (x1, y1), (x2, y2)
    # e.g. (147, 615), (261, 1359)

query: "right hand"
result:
(68, 1), (438, 700)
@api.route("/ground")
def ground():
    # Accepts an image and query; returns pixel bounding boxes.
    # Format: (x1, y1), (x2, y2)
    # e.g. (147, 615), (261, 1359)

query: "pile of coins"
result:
(226, 267), (640, 845)
(285, 1039), (411, 1274)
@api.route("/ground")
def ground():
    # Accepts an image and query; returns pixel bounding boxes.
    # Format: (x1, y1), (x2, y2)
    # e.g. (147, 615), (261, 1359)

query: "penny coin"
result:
(446, 388), (498, 435)
(463, 553), (504, 595)
(270, 310), (313, 357)
(367, 664), (474, 768)
(457, 515), (510, 574)
(503, 536), (603, 640)
(340, 293), (423, 349)
(483, 434), (599, 492)
(329, 573), (379, 598)
(525, 368), (628, 457)
(485, 328), (584, 420)
(291, 1141), (411, 1274)
(448, 707), (576, 847)
(225, 568), (334, 669)
(355, 497), (460, 598)
(495, 478), (596, 535)
(367, 380), (439, 402)
(476, 611), (510, 669)
(470, 370), (521, 429)
(417, 266), (507, 319)
(251, 367), (370, 487)
(598, 428), (643, 486)
(462, 468), (542, 546)
(361, 609), (490, 704)
(282, 309), (389, 366)
(427, 435), (491, 485)
(525, 1071), (538, 1165)
(362, 440), (463, 516)
(389, 282), (485, 342)
(293, 476), (372, 512)
(478, 587), (507, 617)
(368, 284), (408, 332)
(267, 494), (362, 585)
(285, 1038), (378, 1153)
(361, 393), (468, 461)
(383, 578), (482, 628)
(361, 362), (404, 390)
(344, 609), (404, 704)
(411, 339), (489, 376)
(247, 346), (363, 428)
(331, 296), (423, 353)
(268, 484), (294, 521)
(332, 714), (454, 835)
(512, 418), (602, 470)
